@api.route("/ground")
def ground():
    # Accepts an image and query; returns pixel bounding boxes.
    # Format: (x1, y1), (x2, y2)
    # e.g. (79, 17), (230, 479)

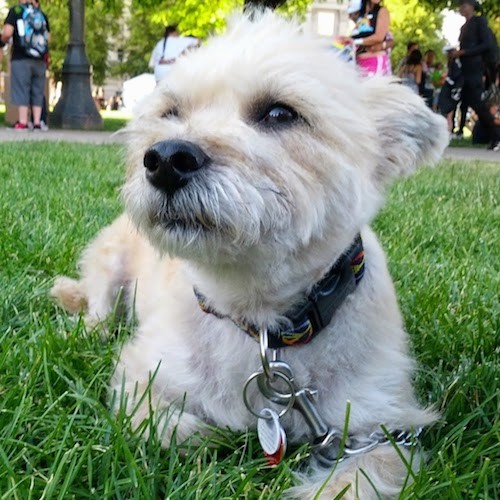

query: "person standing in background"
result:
(438, 47), (464, 134)
(149, 25), (179, 84)
(149, 25), (198, 84)
(350, 0), (391, 77)
(397, 41), (419, 74)
(398, 48), (423, 94)
(450, 0), (499, 150)
(1, 0), (50, 131)
(422, 49), (437, 108)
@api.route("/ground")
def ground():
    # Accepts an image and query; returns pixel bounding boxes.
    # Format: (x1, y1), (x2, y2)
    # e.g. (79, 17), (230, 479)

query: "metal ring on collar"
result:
(242, 370), (296, 419)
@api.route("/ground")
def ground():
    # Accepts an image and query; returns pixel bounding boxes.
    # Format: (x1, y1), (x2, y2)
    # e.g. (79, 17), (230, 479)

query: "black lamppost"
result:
(51, 0), (102, 129)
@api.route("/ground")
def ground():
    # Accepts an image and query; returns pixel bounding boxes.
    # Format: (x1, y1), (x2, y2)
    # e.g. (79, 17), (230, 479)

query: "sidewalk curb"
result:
(0, 127), (499, 163)
(0, 128), (124, 144)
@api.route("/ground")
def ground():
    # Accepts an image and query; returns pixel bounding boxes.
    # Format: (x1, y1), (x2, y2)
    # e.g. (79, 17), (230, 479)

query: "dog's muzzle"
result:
(143, 140), (210, 195)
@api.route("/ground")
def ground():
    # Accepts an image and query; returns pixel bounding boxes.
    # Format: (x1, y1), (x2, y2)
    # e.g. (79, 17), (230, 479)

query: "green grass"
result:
(100, 110), (132, 132)
(0, 142), (498, 498)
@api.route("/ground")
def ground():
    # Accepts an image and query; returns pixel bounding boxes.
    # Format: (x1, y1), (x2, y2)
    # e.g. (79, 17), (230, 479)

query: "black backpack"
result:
(19, 4), (48, 58)
(483, 24), (499, 67)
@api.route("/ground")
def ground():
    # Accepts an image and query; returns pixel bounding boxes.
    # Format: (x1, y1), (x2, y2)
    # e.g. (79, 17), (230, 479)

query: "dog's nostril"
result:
(170, 151), (201, 174)
(143, 150), (161, 173)
(143, 140), (210, 195)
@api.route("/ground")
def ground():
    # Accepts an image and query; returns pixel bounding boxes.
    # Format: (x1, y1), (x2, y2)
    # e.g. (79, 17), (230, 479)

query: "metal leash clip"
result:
(243, 328), (296, 419)
(243, 329), (332, 455)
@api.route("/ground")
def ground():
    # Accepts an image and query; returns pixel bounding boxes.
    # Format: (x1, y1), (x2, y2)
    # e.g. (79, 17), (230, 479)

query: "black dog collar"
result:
(194, 235), (365, 348)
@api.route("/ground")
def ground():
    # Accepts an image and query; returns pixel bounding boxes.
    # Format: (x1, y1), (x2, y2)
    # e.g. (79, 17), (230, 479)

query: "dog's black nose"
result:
(143, 140), (209, 194)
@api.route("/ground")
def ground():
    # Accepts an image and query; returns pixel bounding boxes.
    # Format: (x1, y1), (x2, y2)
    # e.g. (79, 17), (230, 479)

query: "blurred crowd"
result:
(338, 0), (499, 150)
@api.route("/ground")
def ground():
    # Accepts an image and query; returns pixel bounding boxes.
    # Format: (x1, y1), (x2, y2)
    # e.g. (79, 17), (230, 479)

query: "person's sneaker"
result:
(487, 140), (500, 151)
(451, 132), (463, 140)
(13, 122), (29, 131)
(40, 120), (49, 131)
(32, 124), (41, 132)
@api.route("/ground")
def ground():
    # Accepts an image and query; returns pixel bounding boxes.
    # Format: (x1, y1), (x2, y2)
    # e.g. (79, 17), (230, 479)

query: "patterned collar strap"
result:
(194, 234), (365, 348)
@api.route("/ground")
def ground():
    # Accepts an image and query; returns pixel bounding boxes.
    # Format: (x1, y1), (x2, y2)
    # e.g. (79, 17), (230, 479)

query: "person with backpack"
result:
(483, 29), (499, 94)
(449, 0), (499, 150)
(1, 0), (50, 131)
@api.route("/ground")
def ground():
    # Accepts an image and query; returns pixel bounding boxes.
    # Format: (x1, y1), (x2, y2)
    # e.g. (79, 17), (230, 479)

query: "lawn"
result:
(0, 142), (498, 498)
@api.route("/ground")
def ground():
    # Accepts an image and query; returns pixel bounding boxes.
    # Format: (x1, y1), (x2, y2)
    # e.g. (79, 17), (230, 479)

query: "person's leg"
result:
(446, 111), (454, 133)
(41, 96), (48, 123)
(472, 121), (491, 144)
(451, 105), (456, 130)
(30, 60), (46, 127)
(494, 126), (500, 150)
(18, 106), (29, 124)
(10, 59), (31, 127)
(466, 77), (498, 148)
(454, 98), (468, 136)
(31, 106), (42, 125)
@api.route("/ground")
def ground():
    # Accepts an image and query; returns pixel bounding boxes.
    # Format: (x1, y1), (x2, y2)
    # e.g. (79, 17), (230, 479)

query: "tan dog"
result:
(51, 12), (448, 499)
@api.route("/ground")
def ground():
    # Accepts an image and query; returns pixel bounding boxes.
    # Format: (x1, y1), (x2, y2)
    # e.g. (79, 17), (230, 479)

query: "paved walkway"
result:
(0, 127), (499, 163)
(0, 127), (124, 144)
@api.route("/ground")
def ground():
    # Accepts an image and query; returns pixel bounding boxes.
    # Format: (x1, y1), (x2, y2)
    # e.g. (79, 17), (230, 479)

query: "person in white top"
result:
(149, 25), (198, 84)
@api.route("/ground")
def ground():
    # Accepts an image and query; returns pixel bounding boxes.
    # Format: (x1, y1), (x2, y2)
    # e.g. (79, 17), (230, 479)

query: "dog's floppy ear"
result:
(363, 78), (449, 184)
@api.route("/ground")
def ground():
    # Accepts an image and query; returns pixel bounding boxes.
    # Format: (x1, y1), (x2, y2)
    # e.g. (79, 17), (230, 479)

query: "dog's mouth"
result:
(157, 215), (217, 233)
(147, 206), (219, 234)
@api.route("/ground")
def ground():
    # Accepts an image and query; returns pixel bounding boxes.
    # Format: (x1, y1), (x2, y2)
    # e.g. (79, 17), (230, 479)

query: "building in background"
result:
(306, 0), (351, 39)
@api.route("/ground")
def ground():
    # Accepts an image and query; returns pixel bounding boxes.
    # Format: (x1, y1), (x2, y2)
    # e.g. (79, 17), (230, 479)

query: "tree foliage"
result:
(385, 0), (445, 67)
(6, 0), (496, 87)
(115, 0), (241, 78)
(117, 0), (311, 79)
(419, 0), (499, 19)
(36, 0), (123, 85)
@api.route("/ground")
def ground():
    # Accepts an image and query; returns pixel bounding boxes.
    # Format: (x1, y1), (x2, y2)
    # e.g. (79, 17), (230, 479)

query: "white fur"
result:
(51, 11), (448, 498)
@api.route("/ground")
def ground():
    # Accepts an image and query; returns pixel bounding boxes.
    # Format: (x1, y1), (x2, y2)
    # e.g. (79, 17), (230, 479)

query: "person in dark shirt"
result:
(1, 0), (50, 131)
(450, 0), (499, 150)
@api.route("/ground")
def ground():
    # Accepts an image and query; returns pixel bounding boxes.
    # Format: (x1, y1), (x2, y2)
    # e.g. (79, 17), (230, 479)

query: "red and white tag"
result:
(257, 408), (287, 466)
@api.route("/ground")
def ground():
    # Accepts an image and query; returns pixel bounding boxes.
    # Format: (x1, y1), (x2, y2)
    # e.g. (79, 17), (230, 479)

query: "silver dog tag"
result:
(257, 408), (287, 465)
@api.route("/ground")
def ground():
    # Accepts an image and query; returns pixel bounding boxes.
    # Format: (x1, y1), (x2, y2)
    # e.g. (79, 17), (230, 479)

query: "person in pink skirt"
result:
(350, 0), (391, 77)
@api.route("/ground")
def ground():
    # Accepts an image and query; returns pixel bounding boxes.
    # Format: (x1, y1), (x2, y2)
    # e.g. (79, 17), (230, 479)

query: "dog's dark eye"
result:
(161, 107), (179, 119)
(259, 104), (298, 127)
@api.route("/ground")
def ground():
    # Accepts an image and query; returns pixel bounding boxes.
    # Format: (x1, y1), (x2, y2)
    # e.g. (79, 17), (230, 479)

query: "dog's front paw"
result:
(51, 276), (88, 314)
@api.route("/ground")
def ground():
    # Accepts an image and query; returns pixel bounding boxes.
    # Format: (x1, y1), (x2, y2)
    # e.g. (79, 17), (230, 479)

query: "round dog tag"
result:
(264, 426), (287, 466)
(257, 408), (287, 465)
